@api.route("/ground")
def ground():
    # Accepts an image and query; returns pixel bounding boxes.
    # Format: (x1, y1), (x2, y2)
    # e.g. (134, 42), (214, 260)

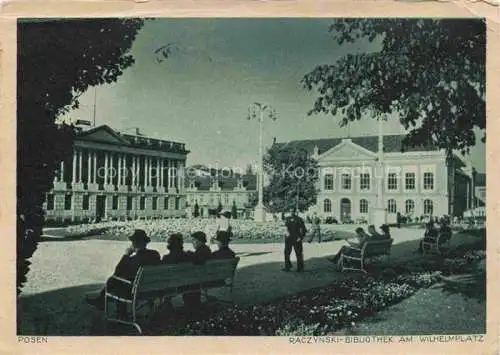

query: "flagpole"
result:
(92, 86), (97, 127)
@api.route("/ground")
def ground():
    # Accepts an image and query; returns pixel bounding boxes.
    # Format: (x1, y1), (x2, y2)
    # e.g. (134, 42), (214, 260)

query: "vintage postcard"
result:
(1, 0), (499, 354)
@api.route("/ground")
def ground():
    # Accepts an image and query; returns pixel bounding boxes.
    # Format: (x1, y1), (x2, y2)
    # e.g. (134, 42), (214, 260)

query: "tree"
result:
(17, 18), (144, 294)
(263, 145), (319, 213)
(193, 201), (200, 218)
(231, 200), (238, 219)
(302, 19), (485, 217)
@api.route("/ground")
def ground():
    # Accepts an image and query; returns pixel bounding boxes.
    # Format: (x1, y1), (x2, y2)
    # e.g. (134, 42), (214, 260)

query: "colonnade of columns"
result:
(58, 148), (185, 192)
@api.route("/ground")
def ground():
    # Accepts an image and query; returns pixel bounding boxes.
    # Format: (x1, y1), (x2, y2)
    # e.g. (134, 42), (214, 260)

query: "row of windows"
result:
(46, 194), (180, 211)
(323, 198), (434, 215)
(190, 193), (247, 204)
(323, 172), (434, 191)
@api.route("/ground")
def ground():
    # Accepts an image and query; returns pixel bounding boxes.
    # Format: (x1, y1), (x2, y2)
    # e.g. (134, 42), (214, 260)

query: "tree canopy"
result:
(262, 145), (319, 213)
(17, 18), (144, 294)
(302, 19), (486, 156)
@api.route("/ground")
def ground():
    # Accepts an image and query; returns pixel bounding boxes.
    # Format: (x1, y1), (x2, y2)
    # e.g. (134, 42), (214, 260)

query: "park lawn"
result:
(336, 287), (486, 335)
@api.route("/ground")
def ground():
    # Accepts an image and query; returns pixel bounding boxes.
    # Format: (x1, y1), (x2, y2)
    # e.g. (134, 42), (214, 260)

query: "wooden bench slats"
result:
(341, 238), (393, 273)
(138, 260), (238, 293)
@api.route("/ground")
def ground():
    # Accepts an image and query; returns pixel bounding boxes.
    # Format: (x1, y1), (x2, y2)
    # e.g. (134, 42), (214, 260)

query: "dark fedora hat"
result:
(167, 233), (184, 246)
(129, 229), (151, 244)
(191, 231), (207, 244)
(215, 230), (232, 243)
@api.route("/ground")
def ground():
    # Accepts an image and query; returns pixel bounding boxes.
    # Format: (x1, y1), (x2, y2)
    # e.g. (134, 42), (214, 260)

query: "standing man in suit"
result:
(283, 208), (307, 272)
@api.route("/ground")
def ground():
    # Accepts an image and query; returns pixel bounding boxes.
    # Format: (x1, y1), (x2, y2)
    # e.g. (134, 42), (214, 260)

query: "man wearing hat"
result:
(162, 233), (190, 264)
(183, 231), (212, 309)
(212, 231), (236, 260)
(283, 208), (307, 272)
(85, 229), (160, 311)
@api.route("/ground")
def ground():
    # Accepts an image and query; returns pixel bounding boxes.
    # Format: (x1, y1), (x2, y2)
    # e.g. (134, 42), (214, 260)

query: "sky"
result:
(62, 19), (486, 173)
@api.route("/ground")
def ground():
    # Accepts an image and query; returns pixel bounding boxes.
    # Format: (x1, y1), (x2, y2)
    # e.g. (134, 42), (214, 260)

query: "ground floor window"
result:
(359, 199), (368, 214)
(152, 197), (157, 210)
(387, 199), (397, 214)
(46, 194), (54, 210)
(324, 198), (332, 213)
(127, 196), (133, 210)
(82, 195), (89, 210)
(175, 197), (180, 210)
(405, 199), (415, 214)
(112, 195), (118, 210)
(164, 197), (169, 209)
(64, 194), (72, 210)
(424, 199), (433, 215)
(140, 196), (145, 210)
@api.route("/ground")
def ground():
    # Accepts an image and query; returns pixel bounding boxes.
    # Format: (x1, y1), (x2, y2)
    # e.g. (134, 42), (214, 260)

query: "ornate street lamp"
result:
(247, 102), (277, 222)
(372, 116), (388, 226)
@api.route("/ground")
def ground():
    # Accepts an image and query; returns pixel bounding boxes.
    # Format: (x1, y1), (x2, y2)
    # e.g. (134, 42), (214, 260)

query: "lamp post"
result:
(294, 148), (308, 213)
(372, 117), (387, 226)
(247, 102), (277, 223)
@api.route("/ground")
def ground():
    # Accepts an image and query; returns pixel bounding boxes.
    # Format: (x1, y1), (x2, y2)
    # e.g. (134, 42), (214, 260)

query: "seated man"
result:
(368, 224), (391, 240)
(185, 231), (212, 264)
(85, 229), (161, 312)
(329, 227), (371, 269)
(437, 217), (452, 248)
(212, 231), (236, 260)
(162, 233), (190, 264)
(183, 231), (212, 309)
(417, 221), (439, 253)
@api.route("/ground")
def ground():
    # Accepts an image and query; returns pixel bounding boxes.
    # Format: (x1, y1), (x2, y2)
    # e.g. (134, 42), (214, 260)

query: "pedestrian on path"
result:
(308, 212), (321, 243)
(283, 208), (307, 272)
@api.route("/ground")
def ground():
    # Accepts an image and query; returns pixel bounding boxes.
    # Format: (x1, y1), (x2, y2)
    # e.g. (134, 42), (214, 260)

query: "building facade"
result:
(275, 135), (477, 223)
(44, 125), (189, 222)
(184, 166), (257, 218)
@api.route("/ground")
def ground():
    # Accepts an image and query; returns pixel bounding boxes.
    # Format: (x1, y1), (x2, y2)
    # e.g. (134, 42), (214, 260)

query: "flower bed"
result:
(63, 222), (119, 238)
(62, 219), (352, 242)
(151, 272), (442, 336)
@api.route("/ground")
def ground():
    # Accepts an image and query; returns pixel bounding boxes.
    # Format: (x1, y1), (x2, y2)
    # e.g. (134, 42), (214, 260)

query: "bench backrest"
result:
(362, 239), (394, 258)
(135, 257), (240, 294)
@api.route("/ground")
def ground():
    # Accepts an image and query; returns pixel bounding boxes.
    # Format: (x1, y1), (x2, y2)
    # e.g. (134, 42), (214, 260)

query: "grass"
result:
(342, 287), (486, 335)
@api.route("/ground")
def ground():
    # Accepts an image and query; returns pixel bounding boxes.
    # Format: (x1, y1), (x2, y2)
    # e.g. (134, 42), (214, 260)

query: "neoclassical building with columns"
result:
(274, 134), (478, 224)
(43, 125), (189, 222)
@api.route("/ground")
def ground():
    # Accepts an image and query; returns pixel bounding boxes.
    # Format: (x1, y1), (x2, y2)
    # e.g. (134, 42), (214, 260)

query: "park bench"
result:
(340, 238), (394, 273)
(421, 230), (452, 255)
(104, 257), (240, 334)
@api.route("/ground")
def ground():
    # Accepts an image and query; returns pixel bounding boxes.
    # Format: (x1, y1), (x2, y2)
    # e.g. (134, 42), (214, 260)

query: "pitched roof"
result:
(77, 124), (190, 154)
(273, 134), (438, 155)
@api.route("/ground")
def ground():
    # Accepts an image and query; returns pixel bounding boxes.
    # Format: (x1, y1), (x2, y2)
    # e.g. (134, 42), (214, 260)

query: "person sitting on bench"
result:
(329, 227), (371, 269)
(162, 233), (190, 264)
(368, 224), (391, 240)
(85, 229), (161, 311)
(212, 231), (236, 260)
(182, 231), (212, 309)
(418, 220), (439, 253)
